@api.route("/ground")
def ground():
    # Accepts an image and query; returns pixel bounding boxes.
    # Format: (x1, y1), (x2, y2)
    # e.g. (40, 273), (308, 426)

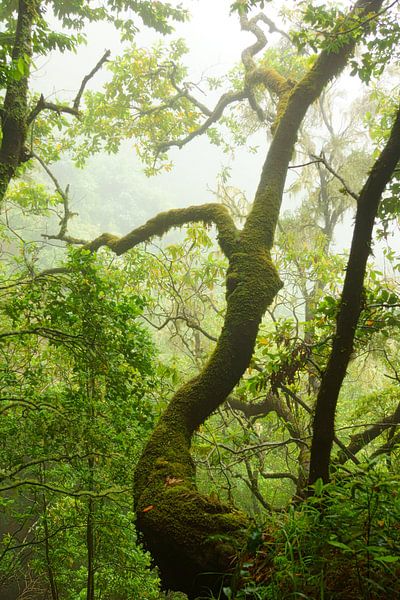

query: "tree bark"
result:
(309, 103), (400, 486)
(130, 2), (384, 595)
(0, 0), (38, 206)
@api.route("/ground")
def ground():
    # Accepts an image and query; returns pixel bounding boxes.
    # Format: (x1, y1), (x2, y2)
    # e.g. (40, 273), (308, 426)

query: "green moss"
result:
(226, 250), (282, 316)
(134, 417), (249, 595)
(133, 241), (283, 595)
(112, 203), (238, 257)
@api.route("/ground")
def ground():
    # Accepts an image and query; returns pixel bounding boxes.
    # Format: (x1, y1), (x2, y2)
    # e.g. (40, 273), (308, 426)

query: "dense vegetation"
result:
(1, 1), (400, 599)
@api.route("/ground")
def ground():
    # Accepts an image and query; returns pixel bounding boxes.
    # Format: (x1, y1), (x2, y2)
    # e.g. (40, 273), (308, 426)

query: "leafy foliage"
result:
(0, 248), (162, 598)
(230, 464), (400, 599)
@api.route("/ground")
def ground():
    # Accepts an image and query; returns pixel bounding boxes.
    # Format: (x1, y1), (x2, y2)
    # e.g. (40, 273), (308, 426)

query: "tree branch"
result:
(27, 50), (110, 125)
(73, 49), (111, 110)
(242, 0), (384, 250)
(313, 151), (359, 201)
(338, 401), (400, 462)
(280, 384), (360, 465)
(0, 453), (106, 481)
(27, 95), (80, 124)
(153, 12), (293, 154)
(0, 326), (85, 344)
(0, 398), (63, 416)
(0, 479), (129, 498)
(32, 151), (86, 244)
(309, 100), (400, 485)
(169, 63), (212, 116)
(240, 11), (294, 112)
(86, 203), (239, 258)
(260, 470), (298, 484)
(157, 90), (248, 152)
(143, 313), (218, 342)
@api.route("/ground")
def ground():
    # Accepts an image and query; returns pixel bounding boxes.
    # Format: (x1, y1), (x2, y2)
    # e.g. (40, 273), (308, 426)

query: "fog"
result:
(30, 1), (289, 237)
(29, 0), (397, 263)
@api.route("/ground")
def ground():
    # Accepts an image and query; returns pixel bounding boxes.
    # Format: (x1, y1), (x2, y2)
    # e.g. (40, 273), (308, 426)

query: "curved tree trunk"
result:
(134, 247), (281, 595)
(130, 4), (383, 595)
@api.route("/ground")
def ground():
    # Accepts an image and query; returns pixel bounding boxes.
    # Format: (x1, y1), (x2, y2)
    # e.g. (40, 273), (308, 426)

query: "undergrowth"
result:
(220, 460), (400, 600)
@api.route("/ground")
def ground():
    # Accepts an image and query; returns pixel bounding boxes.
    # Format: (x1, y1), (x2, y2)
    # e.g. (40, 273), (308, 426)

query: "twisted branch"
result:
(86, 203), (239, 259)
(157, 90), (248, 152)
(156, 12), (294, 152)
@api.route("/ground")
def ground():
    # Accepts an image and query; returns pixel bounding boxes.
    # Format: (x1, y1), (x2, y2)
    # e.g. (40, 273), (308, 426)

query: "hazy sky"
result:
(30, 0), (396, 259)
(30, 1), (286, 214)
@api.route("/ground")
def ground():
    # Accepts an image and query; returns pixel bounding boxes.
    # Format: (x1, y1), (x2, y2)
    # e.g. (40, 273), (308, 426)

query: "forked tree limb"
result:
(27, 50), (111, 125)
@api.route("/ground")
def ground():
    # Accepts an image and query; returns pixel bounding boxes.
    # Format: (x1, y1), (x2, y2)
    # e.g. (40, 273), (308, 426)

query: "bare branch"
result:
(157, 90), (248, 152)
(32, 151), (86, 244)
(258, 13), (292, 43)
(27, 50), (110, 125)
(217, 437), (308, 456)
(169, 63), (212, 116)
(288, 159), (323, 169)
(143, 313), (218, 342)
(73, 49), (111, 111)
(313, 152), (360, 201)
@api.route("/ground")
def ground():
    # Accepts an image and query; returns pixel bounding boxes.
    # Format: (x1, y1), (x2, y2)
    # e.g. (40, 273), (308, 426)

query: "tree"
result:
(0, 0), (186, 206)
(2, 1), (400, 598)
(0, 249), (160, 599)
(67, 1), (398, 595)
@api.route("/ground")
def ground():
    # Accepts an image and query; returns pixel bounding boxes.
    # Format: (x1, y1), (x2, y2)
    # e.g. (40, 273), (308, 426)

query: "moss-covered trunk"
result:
(134, 247), (281, 595)
(0, 0), (37, 207)
(131, 2), (382, 596)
